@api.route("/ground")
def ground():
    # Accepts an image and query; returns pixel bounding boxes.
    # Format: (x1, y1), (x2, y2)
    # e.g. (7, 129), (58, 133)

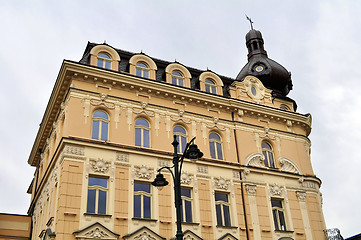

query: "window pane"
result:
(262, 141), (271, 149)
(87, 189), (96, 213)
(205, 85), (210, 93)
(216, 142), (223, 160)
(181, 188), (191, 198)
(134, 182), (150, 193)
(105, 61), (111, 69)
(98, 53), (111, 59)
(97, 59), (103, 67)
(144, 196), (151, 218)
(185, 200), (192, 222)
(92, 120), (99, 139)
(181, 136), (187, 153)
(136, 68), (142, 77)
(101, 122), (108, 141)
(172, 77), (177, 85)
(215, 192), (228, 202)
(273, 209), (279, 230)
(179, 78), (184, 87)
(135, 128), (141, 146)
(135, 118), (149, 127)
(98, 190), (107, 214)
(143, 70), (149, 79)
(223, 205), (231, 226)
(279, 211), (286, 230)
(271, 199), (282, 208)
(205, 79), (215, 85)
(209, 132), (221, 141)
(89, 177), (107, 188)
(216, 204), (222, 226)
(210, 142), (216, 159)
(268, 152), (274, 167)
(136, 62), (148, 68)
(211, 86), (217, 94)
(93, 110), (108, 119)
(172, 71), (182, 77)
(143, 129), (150, 147)
(174, 126), (186, 134)
(134, 195), (141, 217)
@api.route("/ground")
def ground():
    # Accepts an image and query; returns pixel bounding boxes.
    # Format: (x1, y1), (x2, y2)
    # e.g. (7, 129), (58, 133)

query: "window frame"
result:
(205, 79), (217, 94)
(135, 118), (151, 148)
(91, 110), (109, 141)
(171, 70), (185, 87)
(199, 71), (224, 96)
(136, 61), (150, 79)
(181, 187), (193, 223)
(97, 52), (112, 69)
(209, 132), (223, 160)
(133, 181), (152, 219)
(215, 192), (231, 227)
(271, 198), (287, 231)
(86, 176), (108, 215)
(173, 125), (187, 153)
(262, 141), (275, 168)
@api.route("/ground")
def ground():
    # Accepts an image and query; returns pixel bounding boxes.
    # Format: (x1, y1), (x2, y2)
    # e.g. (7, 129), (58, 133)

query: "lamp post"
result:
(152, 135), (203, 240)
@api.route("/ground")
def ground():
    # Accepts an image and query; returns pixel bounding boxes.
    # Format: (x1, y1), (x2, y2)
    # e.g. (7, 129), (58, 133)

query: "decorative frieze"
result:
(90, 93), (115, 109)
(63, 145), (85, 156)
(116, 152), (129, 163)
(180, 172), (193, 185)
(84, 227), (110, 238)
(197, 165), (208, 174)
(270, 184), (283, 197)
(134, 232), (156, 240)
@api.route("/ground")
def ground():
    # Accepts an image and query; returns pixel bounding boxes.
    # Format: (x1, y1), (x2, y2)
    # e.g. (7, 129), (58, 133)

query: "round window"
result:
(251, 86), (257, 96)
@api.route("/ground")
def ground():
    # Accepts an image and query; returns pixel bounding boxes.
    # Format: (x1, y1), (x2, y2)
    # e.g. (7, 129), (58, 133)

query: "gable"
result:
(73, 222), (119, 240)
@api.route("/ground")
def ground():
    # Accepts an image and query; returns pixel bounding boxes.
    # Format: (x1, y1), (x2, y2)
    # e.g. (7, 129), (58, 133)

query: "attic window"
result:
(97, 53), (112, 69)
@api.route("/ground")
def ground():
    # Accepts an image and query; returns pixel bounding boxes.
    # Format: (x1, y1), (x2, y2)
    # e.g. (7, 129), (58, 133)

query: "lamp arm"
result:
(179, 136), (196, 176)
(157, 166), (175, 182)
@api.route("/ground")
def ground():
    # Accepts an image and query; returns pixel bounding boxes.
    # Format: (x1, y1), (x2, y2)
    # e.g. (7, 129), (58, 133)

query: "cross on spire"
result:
(245, 14), (254, 30)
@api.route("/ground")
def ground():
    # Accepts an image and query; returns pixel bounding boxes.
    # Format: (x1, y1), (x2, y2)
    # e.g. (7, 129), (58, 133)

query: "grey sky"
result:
(0, 0), (360, 238)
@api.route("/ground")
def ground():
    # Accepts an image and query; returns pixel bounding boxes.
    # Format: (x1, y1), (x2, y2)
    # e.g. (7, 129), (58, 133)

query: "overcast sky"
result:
(0, 0), (360, 238)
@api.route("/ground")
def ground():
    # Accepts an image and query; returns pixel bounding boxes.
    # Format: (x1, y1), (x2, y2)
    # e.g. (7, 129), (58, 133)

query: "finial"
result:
(104, 40), (107, 44)
(245, 14), (254, 30)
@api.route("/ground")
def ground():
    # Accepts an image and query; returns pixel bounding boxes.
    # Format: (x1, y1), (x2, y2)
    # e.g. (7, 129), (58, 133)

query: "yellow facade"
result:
(26, 38), (326, 240)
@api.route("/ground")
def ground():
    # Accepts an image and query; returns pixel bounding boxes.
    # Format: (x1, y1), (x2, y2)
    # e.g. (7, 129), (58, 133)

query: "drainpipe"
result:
(232, 112), (250, 240)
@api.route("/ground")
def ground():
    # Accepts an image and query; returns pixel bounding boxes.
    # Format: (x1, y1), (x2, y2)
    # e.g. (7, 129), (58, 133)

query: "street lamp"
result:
(152, 135), (203, 240)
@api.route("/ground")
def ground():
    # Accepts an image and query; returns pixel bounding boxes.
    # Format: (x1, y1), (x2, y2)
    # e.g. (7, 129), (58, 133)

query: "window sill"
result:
(275, 230), (294, 233)
(216, 225), (238, 229)
(180, 222), (200, 226)
(132, 217), (157, 222)
(84, 213), (112, 217)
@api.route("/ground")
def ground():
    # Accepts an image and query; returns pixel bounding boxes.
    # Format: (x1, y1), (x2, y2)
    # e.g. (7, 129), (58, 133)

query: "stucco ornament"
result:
(134, 232), (156, 240)
(296, 191), (306, 202)
(279, 157), (302, 174)
(135, 165), (153, 180)
(270, 184), (282, 196)
(259, 127), (275, 140)
(215, 177), (230, 190)
(84, 227), (109, 238)
(245, 184), (257, 195)
(90, 158), (110, 173)
(245, 153), (264, 167)
(206, 117), (225, 131)
(180, 172), (193, 185)
(132, 102), (155, 117)
(170, 109), (191, 124)
(90, 93), (115, 109)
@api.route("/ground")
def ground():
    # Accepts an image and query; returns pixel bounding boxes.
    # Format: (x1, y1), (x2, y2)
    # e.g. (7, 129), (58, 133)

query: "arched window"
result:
(136, 62), (150, 79)
(209, 132), (223, 160)
(97, 52), (112, 69)
(172, 71), (184, 87)
(280, 105), (289, 111)
(205, 79), (217, 94)
(135, 118), (150, 147)
(173, 125), (187, 153)
(92, 110), (109, 141)
(262, 141), (275, 168)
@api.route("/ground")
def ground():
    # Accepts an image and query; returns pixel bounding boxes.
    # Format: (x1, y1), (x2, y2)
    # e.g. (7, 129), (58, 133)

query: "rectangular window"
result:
(271, 199), (287, 231)
(87, 176), (108, 214)
(134, 182), (151, 219)
(181, 188), (193, 223)
(215, 192), (231, 227)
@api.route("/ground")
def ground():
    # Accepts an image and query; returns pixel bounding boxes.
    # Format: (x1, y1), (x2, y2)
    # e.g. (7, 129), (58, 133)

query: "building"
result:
(0, 213), (31, 239)
(26, 28), (326, 240)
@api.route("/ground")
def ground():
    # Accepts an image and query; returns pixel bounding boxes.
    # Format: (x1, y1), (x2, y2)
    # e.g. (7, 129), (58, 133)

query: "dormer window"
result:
(172, 71), (184, 87)
(205, 79), (217, 94)
(136, 62), (150, 79)
(97, 52), (112, 69)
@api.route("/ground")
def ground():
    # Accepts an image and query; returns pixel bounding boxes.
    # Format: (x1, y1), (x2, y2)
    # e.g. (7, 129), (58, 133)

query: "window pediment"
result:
(122, 226), (165, 240)
(73, 222), (119, 239)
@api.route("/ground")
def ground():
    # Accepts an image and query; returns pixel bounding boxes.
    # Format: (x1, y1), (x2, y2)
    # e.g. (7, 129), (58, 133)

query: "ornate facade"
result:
(26, 29), (326, 239)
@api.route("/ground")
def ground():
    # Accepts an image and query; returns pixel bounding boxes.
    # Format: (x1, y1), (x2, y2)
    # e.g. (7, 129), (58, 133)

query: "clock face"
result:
(255, 65), (264, 72)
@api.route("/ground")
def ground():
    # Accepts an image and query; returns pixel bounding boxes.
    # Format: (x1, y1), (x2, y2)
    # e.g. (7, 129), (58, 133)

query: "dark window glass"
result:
(271, 199), (287, 231)
(87, 189), (96, 213)
(135, 118), (150, 147)
(92, 111), (109, 140)
(174, 126), (187, 153)
(87, 177), (107, 214)
(134, 182), (151, 219)
(262, 141), (275, 168)
(144, 196), (151, 218)
(98, 190), (107, 214)
(215, 192), (231, 226)
(134, 195), (141, 217)
(209, 132), (223, 160)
